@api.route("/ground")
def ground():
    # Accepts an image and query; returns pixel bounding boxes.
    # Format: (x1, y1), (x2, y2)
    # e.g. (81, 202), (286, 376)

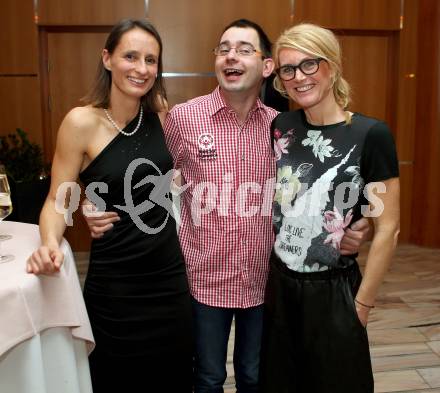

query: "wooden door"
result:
(44, 30), (109, 250)
(46, 30), (109, 152)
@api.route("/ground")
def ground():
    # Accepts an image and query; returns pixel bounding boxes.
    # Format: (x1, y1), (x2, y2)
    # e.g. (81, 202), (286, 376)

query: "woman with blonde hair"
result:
(260, 23), (400, 392)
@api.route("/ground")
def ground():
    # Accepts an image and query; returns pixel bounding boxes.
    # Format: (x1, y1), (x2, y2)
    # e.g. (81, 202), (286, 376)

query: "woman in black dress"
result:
(28, 19), (192, 392)
(259, 23), (400, 393)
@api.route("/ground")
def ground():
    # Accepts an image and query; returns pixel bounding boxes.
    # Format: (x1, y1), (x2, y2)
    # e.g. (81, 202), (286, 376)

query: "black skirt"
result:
(259, 252), (373, 393)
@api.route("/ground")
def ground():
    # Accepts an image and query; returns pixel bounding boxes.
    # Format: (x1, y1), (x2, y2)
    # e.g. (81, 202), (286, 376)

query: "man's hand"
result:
(82, 200), (120, 239)
(340, 217), (371, 255)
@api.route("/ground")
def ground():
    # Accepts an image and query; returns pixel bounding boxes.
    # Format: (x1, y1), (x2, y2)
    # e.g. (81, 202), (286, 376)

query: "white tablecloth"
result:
(0, 221), (94, 393)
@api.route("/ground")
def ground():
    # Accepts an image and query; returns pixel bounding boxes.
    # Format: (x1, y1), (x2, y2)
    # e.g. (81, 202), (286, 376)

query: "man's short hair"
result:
(222, 19), (272, 58)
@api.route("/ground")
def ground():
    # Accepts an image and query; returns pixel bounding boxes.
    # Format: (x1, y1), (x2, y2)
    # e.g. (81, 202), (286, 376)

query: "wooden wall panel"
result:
(149, 0), (291, 73)
(165, 77), (218, 108)
(294, 0), (401, 30)
(338, 34), (393, 123)
(394, 0), (418, 162)
(392, 0), (419, 243)
(37, 0), (145, 25)
(0, 77), (43, 146)
(411, 0), (440, 247)
(0, 0), (38, 74)
(398, 164), (413, 242)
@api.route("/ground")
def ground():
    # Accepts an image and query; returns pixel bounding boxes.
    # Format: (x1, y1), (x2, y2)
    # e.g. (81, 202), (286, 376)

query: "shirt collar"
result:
(208, 86), (268, 118)
(207, 86), (228, 116)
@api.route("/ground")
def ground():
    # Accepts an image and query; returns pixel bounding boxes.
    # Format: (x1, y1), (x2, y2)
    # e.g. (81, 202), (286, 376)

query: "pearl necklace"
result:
(104, 106), (143, 136)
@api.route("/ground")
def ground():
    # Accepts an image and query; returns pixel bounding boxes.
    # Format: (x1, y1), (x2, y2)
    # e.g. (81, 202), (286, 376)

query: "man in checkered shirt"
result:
(84, 19), (369, 393)
(163, 20), (279, 393)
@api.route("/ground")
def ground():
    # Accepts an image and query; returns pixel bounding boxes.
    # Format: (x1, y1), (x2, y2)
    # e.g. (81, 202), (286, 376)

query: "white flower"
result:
(302, 130), (321, 146)
(302, 130), (335, 163)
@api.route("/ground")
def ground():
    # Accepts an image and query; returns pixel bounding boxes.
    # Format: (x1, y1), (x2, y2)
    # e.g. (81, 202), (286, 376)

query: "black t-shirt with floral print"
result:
(272, 109), (399, 272)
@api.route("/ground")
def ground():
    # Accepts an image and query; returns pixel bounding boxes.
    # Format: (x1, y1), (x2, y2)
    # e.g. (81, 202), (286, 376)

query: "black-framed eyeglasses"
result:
(276, 58), (325, 81)
(213, 43), (263, 57)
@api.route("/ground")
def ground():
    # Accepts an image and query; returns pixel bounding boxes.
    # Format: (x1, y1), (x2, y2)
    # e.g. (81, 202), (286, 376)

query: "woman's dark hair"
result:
(222, 19), (272, 58)
(82, 18), (166, 112)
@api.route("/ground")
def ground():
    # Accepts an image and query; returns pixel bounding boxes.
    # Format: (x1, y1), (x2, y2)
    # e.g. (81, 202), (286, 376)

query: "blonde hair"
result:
(273, 23), (351, 110)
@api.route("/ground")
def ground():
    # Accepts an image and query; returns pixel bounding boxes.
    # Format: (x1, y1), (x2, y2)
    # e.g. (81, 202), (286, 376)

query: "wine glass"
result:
(0, 170), (14, 263)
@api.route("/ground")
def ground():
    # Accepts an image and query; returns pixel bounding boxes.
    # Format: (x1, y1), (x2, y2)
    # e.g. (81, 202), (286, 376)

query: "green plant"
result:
(0, 128), (50, 182)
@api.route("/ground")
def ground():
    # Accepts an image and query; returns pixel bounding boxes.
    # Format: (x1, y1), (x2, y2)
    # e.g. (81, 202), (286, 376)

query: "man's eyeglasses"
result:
(276, 58), (325, 81)
(213, 44), (262, 57)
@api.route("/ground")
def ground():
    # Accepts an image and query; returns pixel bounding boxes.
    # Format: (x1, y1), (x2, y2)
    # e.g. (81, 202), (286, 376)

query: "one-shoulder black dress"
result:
(79, 111), (193, 392)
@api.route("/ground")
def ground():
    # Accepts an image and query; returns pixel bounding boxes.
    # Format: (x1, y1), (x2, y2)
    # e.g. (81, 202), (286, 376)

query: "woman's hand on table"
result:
(27, 246), (64, 275)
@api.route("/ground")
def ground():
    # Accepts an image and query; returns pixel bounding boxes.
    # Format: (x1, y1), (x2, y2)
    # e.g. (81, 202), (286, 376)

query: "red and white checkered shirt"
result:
(164, 87), (278, 308)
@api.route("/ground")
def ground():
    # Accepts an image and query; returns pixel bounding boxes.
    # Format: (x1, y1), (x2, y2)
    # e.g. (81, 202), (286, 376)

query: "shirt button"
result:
(241, 154), (245, 161)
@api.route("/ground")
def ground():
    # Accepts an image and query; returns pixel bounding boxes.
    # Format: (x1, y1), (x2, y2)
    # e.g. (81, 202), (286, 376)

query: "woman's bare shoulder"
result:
(58, 106), (107, 141)
(63, 106), (102, 130)
(56, 106), (104, 149)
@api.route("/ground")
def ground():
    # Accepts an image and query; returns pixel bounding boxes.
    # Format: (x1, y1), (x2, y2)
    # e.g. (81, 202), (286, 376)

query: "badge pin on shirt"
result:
(198, 133), (218, 160)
